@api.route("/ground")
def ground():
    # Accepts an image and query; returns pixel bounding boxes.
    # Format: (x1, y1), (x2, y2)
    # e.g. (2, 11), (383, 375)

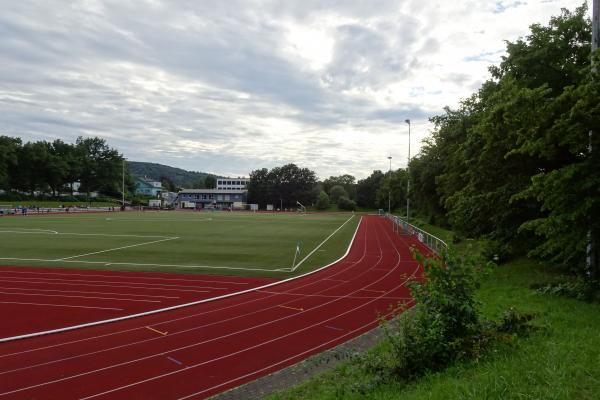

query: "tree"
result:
(76, 136), (123, 198)
(316, 191), (330, 210)
(160, 176), (177, 192)
(323, 174), (356, 199)
(329, 185), (348, 203)
(204, 175), (216, 189)
(0, 136), (21, 191)
(356, 170), (384, 209)
(337, 196), (356, 211)
(248, 164), (317, 209)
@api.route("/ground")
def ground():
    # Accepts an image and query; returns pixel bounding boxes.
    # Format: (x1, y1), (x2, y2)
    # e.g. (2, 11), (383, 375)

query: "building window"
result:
(224, 195), (230, 201)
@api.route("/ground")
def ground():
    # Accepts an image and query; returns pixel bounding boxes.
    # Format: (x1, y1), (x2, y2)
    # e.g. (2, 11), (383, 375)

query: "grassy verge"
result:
(268, 258), (600, 399)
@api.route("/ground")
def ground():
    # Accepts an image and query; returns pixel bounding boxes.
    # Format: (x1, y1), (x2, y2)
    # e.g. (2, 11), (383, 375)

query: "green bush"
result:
(383, 250), (488, 379)
(316, 191), (330, 210)
(337, 196), (356, 211)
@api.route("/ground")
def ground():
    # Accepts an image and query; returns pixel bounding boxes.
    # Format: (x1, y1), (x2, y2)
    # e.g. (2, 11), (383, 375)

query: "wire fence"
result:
(386, 214), (448, 256)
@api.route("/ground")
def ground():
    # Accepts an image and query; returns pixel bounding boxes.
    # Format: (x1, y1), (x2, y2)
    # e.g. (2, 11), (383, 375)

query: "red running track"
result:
(0, 215), (429, 399)
(0, 267), (275, 339)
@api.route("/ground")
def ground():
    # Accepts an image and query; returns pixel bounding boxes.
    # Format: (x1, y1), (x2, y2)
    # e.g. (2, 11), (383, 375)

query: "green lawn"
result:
(0, 211), (360, 278)
(268, 259), (600, 399)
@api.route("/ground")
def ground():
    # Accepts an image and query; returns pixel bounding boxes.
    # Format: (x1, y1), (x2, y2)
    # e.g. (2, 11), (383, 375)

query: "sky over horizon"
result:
(0, 0), (591, 179)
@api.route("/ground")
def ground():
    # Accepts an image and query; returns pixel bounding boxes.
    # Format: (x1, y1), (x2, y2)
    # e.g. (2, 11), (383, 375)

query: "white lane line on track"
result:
(0, 286), (179, 299)
(0, 301), (123, 311)
(0, 258), (288, 273)
(0, 218), (418, 397)
(0, 219), (369, 377)
(0, 279), (212, 294)
(0, 291), (161, 303)
(56, 237), (180, 261)
(256, 290), (410, 300)
(0, 216), (361, 344)
(180, 301), (414, 400)
(0, 276), (227, 290)
(74, 220), (415, 400)
(0, 270), (251, 285)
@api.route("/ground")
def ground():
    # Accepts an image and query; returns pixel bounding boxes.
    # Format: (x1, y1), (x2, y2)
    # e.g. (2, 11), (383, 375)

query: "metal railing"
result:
(386, 214), (448, 256)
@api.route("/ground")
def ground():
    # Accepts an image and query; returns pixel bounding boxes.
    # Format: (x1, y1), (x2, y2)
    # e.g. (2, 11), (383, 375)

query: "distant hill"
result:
(127, 161), (215, 189)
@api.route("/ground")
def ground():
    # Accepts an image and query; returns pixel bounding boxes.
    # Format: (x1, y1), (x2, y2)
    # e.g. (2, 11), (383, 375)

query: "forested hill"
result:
(127, 161), (214, 188)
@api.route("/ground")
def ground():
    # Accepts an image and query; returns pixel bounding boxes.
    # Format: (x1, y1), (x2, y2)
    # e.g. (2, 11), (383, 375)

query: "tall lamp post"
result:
(387, 156), (392, 214)
(405, 119), (411, 222)
(122, 158), (125, 207)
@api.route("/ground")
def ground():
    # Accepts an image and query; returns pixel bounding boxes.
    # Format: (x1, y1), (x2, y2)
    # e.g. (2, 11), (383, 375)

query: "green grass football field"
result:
(0, 211), (360, 278)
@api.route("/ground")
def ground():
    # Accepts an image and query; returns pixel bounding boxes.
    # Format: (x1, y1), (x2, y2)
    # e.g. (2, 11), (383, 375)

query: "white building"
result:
(216, 177), (249, 191)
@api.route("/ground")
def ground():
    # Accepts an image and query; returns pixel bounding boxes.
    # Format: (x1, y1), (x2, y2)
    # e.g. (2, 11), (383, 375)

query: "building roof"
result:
(178, 189), (247, 195)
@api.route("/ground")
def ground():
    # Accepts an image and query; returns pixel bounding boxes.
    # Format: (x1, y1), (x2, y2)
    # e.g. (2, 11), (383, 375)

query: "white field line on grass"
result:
(56, 237), (179, 261)
(0, 216), (363, 343)
(290, 214), (355, 272)
(0, 230), (176, 239)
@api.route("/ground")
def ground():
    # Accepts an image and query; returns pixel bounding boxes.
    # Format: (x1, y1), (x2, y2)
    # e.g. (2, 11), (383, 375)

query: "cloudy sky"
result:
(0, 0), (591, 179)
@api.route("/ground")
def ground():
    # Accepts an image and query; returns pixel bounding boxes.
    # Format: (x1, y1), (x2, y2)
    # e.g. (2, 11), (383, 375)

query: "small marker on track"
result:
(278, 305), (304, 312)
(324, 325), (344, 331)
(166, 356), (183, 366)
(145, 326), (168, 336)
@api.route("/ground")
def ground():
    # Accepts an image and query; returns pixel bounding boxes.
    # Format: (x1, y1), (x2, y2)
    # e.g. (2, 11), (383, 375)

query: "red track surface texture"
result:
(0, 267), (275, 339)
(0, 215), (429, 399)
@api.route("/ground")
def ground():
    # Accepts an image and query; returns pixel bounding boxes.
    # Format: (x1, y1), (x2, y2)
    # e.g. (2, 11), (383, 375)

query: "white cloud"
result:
(0, 0), (591, 179)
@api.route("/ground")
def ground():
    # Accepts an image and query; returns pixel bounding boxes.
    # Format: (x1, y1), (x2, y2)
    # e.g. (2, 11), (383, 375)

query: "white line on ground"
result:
(0, 230), (175, 239)
(292, 214), (355, 272)
(56, 237), (180, 261)
(0, 279), (212, 294)
(0, 270), (250, 285)
(0, 291), (161, 303)
(0, 275), (229, 290)
(0, 286), (180, 299)
(0, 258), (289, 273)
(0, 301), (123, 311)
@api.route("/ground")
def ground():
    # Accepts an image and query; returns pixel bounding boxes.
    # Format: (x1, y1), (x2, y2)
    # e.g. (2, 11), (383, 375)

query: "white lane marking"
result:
(56, 237), (180, 261)
(0, 270), (251, 285)
(0, 291), (161, 303)
(0, 279), (212, 294)
(0, 276), (226, 290)
(0, 286), (179, 299)
(256, 290), (410, 300)
(0, 301), (123, 311)
(291, 214), (355, 272)
(0, 258), (288, 273)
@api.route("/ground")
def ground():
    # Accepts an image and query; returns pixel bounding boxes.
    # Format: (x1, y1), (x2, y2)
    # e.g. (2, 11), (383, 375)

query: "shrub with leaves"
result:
(383, 249), (489, 379)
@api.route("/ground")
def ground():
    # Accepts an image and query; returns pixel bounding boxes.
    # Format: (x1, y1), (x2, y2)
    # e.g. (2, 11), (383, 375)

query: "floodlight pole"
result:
(387, 156), (392, 214)
(122, 158), (125, 208)
(587, 0), (599, 278)
(405, 119), (411, 223)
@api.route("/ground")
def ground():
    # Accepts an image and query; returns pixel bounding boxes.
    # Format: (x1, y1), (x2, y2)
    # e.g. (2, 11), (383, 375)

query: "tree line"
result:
(407, 5), (598, 282)
(0, 136), (129, 198)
